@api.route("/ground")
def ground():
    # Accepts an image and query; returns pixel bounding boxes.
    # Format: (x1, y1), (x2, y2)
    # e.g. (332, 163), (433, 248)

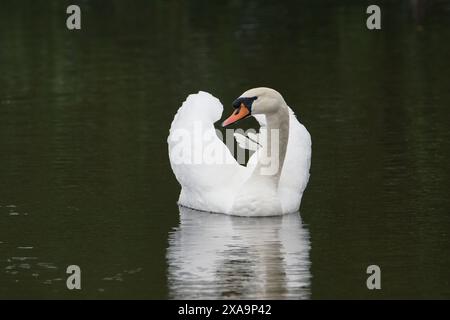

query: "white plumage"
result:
(168, 88), (311, 216)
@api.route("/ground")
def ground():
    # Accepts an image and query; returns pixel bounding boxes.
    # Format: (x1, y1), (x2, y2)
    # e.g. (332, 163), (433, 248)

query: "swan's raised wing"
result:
(168, 91), (250, 213)
(245, 108), (312, 213)
(278, 108), (311, 213)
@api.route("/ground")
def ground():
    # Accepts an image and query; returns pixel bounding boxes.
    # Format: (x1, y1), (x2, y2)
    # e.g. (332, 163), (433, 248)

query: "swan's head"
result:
(222, 87), (286, 127)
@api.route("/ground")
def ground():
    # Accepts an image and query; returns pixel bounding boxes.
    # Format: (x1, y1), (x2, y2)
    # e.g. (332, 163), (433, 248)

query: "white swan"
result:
(168, 87), (311, 216)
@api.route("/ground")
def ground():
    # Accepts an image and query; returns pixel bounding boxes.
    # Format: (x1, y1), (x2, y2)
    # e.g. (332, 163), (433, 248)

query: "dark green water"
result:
(1, 0), (450, 299)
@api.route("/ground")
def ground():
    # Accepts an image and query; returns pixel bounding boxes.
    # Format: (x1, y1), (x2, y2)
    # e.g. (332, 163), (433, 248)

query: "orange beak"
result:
(222, 103), (251, 127)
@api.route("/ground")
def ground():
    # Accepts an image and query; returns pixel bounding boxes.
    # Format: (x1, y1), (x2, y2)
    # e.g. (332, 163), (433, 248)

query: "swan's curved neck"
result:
(252, 105), (290, 187)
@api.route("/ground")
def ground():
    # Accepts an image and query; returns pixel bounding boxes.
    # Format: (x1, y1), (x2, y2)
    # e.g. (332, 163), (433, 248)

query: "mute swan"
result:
(168, 87), (311, 216)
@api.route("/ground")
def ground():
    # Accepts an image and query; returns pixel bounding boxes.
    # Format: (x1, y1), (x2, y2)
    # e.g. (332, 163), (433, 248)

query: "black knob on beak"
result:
(232, 96), (257, 113)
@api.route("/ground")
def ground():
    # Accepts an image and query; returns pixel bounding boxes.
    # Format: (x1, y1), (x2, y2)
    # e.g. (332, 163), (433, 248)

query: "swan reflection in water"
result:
(166, 206), (311, 299)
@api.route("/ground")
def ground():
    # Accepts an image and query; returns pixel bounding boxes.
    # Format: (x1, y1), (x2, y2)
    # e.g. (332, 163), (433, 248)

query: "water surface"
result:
(1, 0), (450, 299)
(167, 207), (311, 299)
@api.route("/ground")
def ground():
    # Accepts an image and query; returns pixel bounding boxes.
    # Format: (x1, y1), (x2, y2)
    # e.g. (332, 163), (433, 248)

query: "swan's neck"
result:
(252, 106), (290, 187)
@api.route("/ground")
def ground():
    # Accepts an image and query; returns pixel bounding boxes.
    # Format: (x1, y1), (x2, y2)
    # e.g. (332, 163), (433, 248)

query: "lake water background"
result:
(0, 0), (449, 299)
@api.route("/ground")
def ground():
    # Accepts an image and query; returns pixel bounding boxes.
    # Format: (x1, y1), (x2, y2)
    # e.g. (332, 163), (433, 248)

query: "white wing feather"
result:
(233, 133), (260, 151)
(168, 91), (250, 213)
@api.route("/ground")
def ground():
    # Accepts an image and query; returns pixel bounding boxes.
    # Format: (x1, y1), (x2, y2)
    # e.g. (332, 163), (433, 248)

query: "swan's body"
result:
(168, 88), (311, 216)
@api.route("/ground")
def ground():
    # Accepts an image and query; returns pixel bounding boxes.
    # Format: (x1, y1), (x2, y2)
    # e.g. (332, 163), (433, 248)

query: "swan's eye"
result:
(232, 96), (258, 112)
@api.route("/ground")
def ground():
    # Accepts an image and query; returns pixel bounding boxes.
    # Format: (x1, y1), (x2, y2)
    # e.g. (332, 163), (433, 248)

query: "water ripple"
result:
(166, 206), (311, 299)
